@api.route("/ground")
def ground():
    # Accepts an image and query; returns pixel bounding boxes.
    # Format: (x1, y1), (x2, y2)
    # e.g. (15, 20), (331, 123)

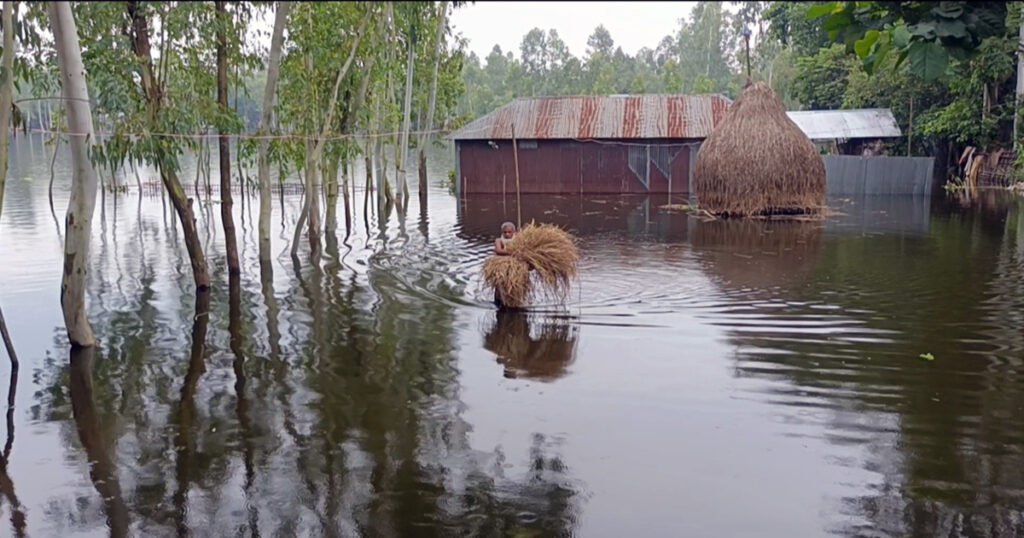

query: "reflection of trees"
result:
(483, 310), (578, 381)
(699, 202), (1024, 537)
(69, 347), (130, 538)
(0, 369), (26, 538)
(33, 198), (581, 535)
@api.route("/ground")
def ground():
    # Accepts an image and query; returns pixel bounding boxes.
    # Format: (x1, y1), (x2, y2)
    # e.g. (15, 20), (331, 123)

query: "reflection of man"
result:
(483, 311), (578, 381)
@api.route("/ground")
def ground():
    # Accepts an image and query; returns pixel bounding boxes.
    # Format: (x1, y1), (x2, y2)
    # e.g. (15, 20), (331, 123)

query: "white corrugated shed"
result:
(787, 108), (902, 141)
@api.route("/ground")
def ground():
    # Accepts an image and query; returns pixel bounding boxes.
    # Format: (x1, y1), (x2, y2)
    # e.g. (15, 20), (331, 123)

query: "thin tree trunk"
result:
(261, 9), (286, 261)
(0, 0), (13, 219)
(1015, 3), (1024, 148)
(194, 141), (202, 199)
(398, 23), (416, 206)
(323, 157), (338, 236)
(49, 1), (100, 348)
(128, 1), (210, 290)
(0, 306), (17, 373)
(418, 1), (448, 202)
(49, 129), (62, 239)
(364, 150), (372, 217)
(216, 0), (240, 277)
(291, 187), (307, 261)
(341, 159), (351, 237)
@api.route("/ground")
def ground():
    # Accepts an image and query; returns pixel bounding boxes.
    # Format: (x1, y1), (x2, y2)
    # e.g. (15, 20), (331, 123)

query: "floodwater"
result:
(1, 133), (1024, 537)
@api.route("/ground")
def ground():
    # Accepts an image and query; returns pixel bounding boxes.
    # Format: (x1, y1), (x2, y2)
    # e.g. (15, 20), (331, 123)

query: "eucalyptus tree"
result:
(0, 0), (19, 364)
(256, 1), (290, 271)
(0, 1), (13, 218)
(278, 1), (372, 261)
(216, 0), (239, 277)
(64, 2), (217, 291)
(47, 2), (101, 348)
(416, 1), (449, 205)
(395, 2), (425, 208)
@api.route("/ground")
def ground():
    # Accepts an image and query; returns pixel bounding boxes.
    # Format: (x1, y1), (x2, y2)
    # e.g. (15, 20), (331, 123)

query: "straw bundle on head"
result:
(694, 82), (825, 217)
(482, 222), (579, 308)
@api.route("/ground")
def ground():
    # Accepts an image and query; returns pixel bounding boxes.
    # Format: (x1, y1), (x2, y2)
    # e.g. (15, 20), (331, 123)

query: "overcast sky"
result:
(449, 2), (700, 60)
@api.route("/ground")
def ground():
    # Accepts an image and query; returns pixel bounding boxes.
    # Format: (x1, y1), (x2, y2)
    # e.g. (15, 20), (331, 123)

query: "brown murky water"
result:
(1, 134), (1023, 537)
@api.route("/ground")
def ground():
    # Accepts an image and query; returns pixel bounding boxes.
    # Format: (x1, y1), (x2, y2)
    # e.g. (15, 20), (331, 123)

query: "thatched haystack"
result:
(482, 223), (579, 308)
(694, 82), (825, 217)
(483, 311), (578, 381)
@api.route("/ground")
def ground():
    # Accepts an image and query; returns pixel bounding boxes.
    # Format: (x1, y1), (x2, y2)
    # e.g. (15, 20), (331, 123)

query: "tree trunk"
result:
(216, 0), (240, 277)
(417, 1), (448, 202)
(1015, 3), (1024, 147)
(128, 1), (210, 290)
(0, 0), (14, 219)
(324, 157), (338, 235)
(398, 23), (416, 207)
(49, 1), (100, 348)
(258, 2), (289, 268)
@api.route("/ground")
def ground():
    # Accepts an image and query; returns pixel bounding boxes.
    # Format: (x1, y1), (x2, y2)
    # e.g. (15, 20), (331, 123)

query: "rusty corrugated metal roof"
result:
(448, 94), (733, 140)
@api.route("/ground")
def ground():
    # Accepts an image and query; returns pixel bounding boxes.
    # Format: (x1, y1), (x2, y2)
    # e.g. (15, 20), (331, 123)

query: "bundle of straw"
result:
(482, 222), (579, 308)
(693, 81), (825, 217)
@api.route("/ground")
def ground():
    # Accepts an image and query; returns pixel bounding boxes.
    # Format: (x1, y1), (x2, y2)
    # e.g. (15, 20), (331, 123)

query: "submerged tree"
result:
(0, 0), (20, 364)
(256, 1), (290, 271)
(49, 1), (100, 348)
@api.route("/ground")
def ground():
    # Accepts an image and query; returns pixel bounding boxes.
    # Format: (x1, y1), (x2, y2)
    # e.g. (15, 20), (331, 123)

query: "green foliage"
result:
(791, 44), (855, 109)
(805, 1), (1007, 80)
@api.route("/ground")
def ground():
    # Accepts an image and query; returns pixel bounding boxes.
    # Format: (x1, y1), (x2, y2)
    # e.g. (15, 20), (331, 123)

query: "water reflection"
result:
(70, 347), (130, 538)
(483, 310), (579, 381)
(9, 133), (1024, 536)
(691, 218), (823, 294)
(695, 201), (1024, 537)
(0, 368), (25, 538)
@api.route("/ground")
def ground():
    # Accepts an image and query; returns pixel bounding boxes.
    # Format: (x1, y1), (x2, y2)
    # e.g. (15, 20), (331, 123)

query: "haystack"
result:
(694, 82), (825, 217)
(482, 222), (578, 308)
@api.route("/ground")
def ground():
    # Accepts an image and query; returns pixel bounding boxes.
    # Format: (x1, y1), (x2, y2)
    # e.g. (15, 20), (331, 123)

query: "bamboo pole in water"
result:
(512, 123), (522, 228)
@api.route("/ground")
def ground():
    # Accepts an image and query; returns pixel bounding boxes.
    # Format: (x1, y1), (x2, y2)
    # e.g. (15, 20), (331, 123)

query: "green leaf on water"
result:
(919, 352), (935, 361)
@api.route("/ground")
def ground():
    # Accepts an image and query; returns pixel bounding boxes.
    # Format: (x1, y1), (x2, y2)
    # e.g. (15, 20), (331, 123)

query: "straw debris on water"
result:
(482, 222), (579, 308)
(694, 81), (825, 217)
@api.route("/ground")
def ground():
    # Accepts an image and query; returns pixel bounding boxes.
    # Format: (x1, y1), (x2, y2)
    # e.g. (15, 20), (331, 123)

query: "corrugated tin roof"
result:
(448, 94), (732, 140)
(786, 108), (902, 141)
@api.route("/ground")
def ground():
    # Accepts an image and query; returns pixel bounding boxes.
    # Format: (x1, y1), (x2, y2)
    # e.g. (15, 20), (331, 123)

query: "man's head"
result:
(501, 222), (516, 239)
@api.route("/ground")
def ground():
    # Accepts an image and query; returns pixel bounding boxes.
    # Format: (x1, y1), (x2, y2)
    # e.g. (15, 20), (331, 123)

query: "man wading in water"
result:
(493, 222), (518, 307)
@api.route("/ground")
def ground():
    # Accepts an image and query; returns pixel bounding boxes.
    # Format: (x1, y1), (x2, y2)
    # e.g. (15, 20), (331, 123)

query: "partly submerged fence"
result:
(823, 155), (935, 196)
